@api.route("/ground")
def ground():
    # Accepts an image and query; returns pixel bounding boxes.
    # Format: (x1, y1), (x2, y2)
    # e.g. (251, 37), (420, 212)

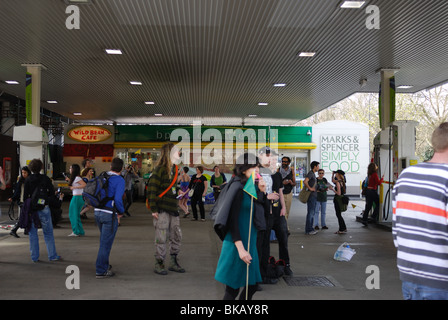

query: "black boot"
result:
(9, 224), (20, 238)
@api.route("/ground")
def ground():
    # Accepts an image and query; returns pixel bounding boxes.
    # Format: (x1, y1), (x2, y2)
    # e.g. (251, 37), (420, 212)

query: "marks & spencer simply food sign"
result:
(320, 134), (360, 173)
(68, 126), (112, 143)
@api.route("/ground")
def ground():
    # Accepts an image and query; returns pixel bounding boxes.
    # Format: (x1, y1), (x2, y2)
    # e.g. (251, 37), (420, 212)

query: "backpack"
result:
(361, 176), (369, 196)
(31, 178), (50, 211)
(82, 171), (113, 208)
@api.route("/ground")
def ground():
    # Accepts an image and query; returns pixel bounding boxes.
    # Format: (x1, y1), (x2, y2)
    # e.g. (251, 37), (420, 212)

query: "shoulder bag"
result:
(298, 187), (311, 204)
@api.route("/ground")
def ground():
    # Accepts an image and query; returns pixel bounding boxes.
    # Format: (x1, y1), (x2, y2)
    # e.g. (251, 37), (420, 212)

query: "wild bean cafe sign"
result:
(320, 134), (360, 173)
(67, 126), (112, 143)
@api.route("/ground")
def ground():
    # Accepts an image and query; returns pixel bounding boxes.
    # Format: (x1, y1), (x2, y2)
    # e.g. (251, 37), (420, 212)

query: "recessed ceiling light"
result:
(145, 101), (155, 105)
(298, 52), (316, 57)
(129, 81), (142, 85)
(273, 83), (287, 87)
(258, 102), (268, 106)
(64, 0), (91, 4)
(46, 100), (58, 104)
(73, 112), (82, 116)
(340, 1), (366, 8)
(5, 80), (19, 84)
(105, 49), (123, 55)
(154, 113), (163, 117)
(397, 85), (413, 89)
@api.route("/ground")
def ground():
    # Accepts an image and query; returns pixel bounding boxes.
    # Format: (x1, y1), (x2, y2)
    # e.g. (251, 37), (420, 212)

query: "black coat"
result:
(211, 176), (267, 241)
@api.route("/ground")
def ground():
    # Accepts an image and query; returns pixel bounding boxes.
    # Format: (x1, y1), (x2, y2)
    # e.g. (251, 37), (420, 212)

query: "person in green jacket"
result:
(147, 143), (185, 275)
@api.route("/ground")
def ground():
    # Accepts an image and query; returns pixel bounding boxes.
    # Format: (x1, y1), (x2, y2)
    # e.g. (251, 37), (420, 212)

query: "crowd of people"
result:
(4, 121), (448, 300)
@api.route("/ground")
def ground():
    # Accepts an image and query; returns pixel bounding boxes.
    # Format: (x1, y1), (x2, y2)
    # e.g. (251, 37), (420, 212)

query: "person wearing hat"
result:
(331, 170), (347, 234)
(257, 146), (292, 283)
(304, 161), (320, 235)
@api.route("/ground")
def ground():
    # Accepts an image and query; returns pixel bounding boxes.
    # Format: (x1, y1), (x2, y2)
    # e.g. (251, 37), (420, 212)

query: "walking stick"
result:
(245, 195), (254, 300)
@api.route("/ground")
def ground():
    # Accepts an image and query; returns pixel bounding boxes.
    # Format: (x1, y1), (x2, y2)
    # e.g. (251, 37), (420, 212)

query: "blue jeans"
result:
(305, 196), (317, 233)
(313, 201), (327, 227)
(402, 281), (448, 300)
(94, 211), (118, 275)
(29, 206), (59, 262)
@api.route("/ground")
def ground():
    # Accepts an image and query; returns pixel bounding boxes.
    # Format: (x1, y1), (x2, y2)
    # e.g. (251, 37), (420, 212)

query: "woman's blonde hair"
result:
(156, 143), (175, 173)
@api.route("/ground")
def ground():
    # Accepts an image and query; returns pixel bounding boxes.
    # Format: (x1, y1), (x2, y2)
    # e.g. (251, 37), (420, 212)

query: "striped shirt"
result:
(392, 162), (448, 289)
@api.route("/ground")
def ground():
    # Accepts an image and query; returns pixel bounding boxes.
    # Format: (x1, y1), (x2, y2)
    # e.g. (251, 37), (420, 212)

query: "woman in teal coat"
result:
(215, 153), (267, 300)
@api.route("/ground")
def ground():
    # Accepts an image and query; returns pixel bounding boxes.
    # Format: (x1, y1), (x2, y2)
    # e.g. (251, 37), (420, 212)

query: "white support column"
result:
(378, 68), (399, 129)
(21, 63), (47, 126)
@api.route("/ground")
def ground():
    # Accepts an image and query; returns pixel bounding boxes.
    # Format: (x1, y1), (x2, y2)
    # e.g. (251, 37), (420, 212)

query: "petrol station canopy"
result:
(0, 0), (447, 126)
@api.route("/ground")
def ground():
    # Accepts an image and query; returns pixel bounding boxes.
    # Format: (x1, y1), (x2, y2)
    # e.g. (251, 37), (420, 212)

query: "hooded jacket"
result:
(211, 176), (267, 241)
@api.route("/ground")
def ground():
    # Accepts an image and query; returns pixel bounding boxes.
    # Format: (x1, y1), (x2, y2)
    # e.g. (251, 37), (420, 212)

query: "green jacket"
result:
(147, 165), (178, 215)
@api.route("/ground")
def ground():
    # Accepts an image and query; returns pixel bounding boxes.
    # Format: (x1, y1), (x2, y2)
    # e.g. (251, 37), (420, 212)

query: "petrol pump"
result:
(373, 120), (419, 223)
(13, 124), (50, 174)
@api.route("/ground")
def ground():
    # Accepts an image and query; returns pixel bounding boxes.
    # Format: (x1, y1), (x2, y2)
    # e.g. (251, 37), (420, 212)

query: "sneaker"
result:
(68, 232), (79, 237)
(322, 226), (328, 230)
(96, 270), (115, 279)
(284, 264), (293, 276)
(50, 256), (62, 262)
(307, 231), (318, 235)
(314, 226), (320, 230)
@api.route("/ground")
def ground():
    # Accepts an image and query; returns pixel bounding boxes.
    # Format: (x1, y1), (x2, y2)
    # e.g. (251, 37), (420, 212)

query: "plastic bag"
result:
(333, 242), (356, 262)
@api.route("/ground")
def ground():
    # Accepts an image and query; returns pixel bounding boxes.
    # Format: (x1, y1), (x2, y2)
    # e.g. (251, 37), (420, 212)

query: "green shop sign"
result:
(115, 125), (312, 144)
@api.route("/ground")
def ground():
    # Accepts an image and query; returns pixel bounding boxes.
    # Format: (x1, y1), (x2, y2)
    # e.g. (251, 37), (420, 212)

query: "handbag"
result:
(298, 187), (311, 204)
(188, 188), (195, 197)
(8, 202), (16, 220)
(146, 165), (178, 211)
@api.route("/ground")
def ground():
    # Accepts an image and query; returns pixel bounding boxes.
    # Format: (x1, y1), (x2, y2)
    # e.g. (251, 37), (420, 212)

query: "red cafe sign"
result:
(67, 126), (112, 143)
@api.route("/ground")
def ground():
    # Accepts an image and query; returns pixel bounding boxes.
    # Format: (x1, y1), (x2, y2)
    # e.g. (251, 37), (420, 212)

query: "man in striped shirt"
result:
(392, 122), (448, 300)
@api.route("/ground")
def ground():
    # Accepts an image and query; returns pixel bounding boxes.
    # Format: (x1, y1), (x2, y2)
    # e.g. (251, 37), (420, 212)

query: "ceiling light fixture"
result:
(46, 100), (58, 104)
(105, 49), (123, 55)
(5, 80), (19, 84)
(64, 0), (92, 4)
(273, 83), (287, 87)
(129, 81), (142, 85)
(247, 114), (258, 117)
(258, 102), (268, 106)
(73, 112), (82, 116)
(145, 101), (155, 105)
(298, 52), (316, 57)
(397, 85), (413, 89)
(154, 113), (163, 117)
(340, 1), (366, 8)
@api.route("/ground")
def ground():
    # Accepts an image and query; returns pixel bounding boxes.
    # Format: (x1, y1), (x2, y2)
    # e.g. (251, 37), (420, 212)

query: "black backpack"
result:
(82, 171), (113, 208)
(31, 178), (50, 211)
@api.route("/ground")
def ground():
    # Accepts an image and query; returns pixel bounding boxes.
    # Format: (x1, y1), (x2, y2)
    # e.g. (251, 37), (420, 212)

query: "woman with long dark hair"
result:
(214, 153), (267, 300)
(68, 164), (86, 237)
(8, 166), (31, 238)
(332, 170), (347, 234)
(361, 163), (383, 226)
